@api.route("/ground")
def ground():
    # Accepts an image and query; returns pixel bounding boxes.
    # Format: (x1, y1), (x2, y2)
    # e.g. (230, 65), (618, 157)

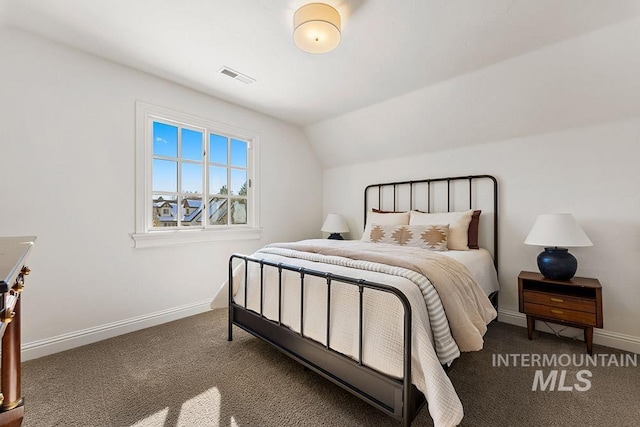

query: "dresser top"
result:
(0, 236), (36, 289)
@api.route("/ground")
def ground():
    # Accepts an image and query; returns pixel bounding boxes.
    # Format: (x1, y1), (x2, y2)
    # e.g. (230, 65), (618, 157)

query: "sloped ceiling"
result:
(2, 0), (640, 167)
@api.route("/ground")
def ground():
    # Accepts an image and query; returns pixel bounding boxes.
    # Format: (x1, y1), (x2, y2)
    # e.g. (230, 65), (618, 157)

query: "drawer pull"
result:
(1, 309), (15, 324)
(550, 309), (564, 315)
(549, 297), (564, 303)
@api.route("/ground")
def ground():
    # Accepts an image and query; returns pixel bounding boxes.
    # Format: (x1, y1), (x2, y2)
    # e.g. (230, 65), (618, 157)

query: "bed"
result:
(227, 175), (499, 427)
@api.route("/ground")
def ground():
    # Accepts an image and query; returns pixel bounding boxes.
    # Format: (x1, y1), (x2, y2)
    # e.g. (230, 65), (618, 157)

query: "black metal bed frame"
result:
(228, 175), (498, 426)
(364, 174), (498, 270)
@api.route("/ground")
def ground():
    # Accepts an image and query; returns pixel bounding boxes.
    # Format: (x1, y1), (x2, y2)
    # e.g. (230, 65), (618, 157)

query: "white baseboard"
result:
(498, 309), (640, 355)
(23, 304), (639, 361)
(22, 299), (213, 361)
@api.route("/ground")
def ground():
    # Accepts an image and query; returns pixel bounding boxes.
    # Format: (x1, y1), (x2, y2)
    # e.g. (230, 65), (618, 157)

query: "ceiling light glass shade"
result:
(524, 214), (593, 247)
(293, 3), (341, 54)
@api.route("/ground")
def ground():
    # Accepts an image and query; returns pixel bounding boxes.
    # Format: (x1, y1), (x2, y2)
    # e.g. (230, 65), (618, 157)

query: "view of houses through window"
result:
(151, 119), (249, 229)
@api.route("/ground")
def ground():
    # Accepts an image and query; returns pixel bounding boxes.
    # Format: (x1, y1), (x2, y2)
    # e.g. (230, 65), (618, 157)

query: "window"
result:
(133, 102), (261, 248)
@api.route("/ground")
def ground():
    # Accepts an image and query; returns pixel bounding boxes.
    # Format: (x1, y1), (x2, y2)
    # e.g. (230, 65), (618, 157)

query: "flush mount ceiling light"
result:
(293, 3), (341, 54)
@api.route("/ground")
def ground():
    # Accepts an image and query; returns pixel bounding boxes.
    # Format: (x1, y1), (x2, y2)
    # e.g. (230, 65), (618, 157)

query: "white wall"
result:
(0, 27), (323, 359)
(306, 15), (640, 169)
(324, 118), (640, 353)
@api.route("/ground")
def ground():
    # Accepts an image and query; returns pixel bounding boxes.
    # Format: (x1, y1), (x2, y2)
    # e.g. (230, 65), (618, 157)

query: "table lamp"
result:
(321, 213), (349, 240)
(524, 213), (593, 280)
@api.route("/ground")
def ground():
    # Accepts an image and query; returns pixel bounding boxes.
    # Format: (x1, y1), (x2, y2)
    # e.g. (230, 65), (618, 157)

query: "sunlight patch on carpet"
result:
(177, 387), (222, 426)
(131, 408), (169, 426)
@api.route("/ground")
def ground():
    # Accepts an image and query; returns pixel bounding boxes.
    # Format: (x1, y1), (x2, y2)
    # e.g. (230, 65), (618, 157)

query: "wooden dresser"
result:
(0, 236), (36, 427)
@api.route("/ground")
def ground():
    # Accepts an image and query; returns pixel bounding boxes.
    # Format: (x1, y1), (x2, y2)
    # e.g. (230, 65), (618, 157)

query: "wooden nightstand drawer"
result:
(524, 302), (597, 327)
(522, 290), (596, 313)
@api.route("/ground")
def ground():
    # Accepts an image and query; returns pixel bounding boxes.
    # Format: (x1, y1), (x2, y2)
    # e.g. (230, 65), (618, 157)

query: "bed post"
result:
(403, 303), (412, 427)
(228, 256), (234, 341)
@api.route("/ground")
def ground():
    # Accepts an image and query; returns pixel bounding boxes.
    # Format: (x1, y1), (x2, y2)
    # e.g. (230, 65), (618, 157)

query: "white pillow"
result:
(361, 211), (409, 241)
(363, 224), (449, 251)
(409, 210), (473, 250)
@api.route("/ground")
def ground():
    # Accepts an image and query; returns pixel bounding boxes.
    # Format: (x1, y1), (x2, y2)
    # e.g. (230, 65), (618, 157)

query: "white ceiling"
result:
(2, 0), (640, 166)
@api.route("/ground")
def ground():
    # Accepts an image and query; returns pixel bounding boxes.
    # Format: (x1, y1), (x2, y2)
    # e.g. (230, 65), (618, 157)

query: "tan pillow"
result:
(363, 224), (449, 251)
(361, 211), (410, 241)
(409, 210), (473, 250)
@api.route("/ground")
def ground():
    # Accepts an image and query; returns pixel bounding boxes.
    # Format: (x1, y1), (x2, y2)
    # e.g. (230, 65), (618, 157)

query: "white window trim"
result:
(132, 101), (261, 248)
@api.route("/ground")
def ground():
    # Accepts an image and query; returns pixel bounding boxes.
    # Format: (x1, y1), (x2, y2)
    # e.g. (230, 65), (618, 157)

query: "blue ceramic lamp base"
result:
(537, 247), (577, 281)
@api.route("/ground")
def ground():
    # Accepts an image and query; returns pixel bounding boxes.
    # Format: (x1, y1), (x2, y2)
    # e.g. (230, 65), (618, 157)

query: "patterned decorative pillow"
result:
(376, 208), (481, 249)
(365, 224), (449, 251)
(361, 211), (410, 241)
(409, 210), (473, 250)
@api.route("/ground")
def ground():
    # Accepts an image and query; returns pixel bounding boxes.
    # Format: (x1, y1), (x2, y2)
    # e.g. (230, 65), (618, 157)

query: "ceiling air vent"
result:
(218, 66), (255, 84)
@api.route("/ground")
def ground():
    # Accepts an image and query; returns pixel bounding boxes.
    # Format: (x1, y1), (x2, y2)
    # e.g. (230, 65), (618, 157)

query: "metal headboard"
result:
(364, 175), (498, 270)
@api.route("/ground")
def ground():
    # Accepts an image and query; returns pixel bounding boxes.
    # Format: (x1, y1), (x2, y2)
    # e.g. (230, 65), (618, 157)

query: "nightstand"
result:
(518, 271), (603, 354)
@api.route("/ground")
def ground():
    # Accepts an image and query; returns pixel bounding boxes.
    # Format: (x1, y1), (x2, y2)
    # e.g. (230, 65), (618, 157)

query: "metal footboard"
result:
(228, 254), (419, 426)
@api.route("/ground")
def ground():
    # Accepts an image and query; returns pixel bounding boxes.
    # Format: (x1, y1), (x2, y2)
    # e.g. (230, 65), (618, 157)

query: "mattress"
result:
(439, 248), (499, 296)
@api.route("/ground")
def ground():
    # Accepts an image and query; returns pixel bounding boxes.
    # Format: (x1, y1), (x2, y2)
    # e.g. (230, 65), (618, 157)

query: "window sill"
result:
(131, 227), (262, 249)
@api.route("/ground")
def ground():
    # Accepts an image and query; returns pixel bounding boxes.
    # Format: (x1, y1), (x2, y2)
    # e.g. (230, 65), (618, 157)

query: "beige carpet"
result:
(21, 309), (640, 426)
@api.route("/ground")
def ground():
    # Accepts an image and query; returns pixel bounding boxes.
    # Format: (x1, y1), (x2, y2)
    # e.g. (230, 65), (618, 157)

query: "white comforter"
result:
(231, 239), (497, 427)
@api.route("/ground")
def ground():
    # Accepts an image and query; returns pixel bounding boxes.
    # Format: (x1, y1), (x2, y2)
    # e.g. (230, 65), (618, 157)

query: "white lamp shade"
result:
(524, 213), (593, 247)
(321, 213), (349, 233)
(293, 3), (341, 54)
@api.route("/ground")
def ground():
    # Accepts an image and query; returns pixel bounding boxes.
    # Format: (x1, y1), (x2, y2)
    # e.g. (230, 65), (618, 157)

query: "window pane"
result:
(210, 134), (228, 164)
(181, 197), (203, 226)
(231, 198), (247, 225)
(182, 163), (202, 194)
(152, 194), (177, 228)
(153, 159), (177, 192)
(209, 166), (227, 195)
(231, 139), (247, 167)
(230, 169), (247, 195)
(209, 197), (228, 225)
(182, 129), (203, 161)
(141, 104), (257, 236)
(153, 122), (178, 158)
